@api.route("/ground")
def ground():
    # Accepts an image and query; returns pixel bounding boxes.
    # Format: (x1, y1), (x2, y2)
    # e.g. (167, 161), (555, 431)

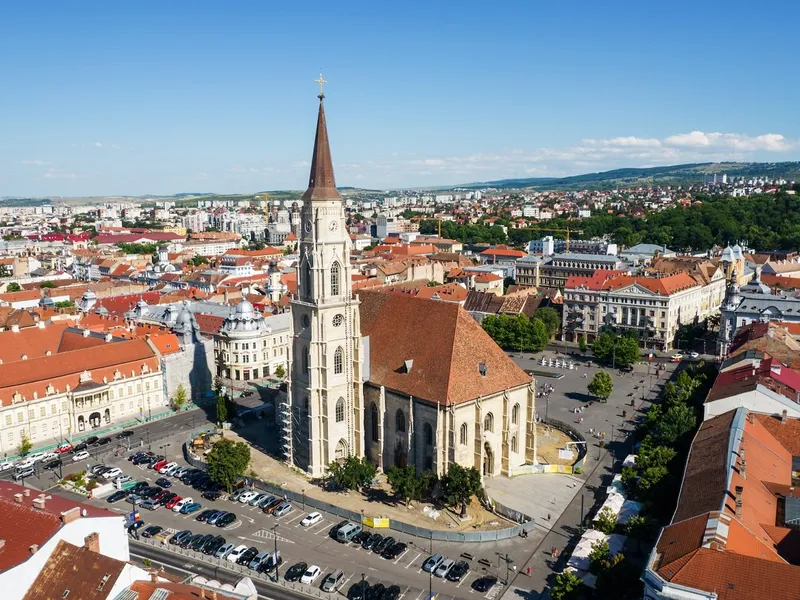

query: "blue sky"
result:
(1, 1), (798, 196)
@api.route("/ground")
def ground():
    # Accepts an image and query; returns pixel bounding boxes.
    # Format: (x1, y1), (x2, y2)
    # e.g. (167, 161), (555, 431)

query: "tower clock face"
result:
(329, 220), (338, 232)
(304, 221), (312, 233)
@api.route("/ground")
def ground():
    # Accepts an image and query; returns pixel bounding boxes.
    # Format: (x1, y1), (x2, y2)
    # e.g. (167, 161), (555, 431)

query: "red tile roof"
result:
(0, 498), (62, 572)
(564, 269), (629, 290)
(601, 272), (699, 296)
(0, 322), (72, 364)
(479, 247), (527, 258)
(128, 580), (239, 600)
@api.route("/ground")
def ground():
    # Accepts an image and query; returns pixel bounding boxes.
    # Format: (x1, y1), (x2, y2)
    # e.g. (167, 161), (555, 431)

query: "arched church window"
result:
(511, 435), (518, 453)
(335, 397), (345, 423)
(303, 262), (312, 297)
(334, 346), (344, 374)
(424, 423), (433, 446)
(484, 412), (494, 433)
(370, 403), (379, 442)
(396, 409), (406, 433)
(512, 403), (520, 425)
(303, 346), (310, 374)
(460, 423), (468, 446)
(330, 262), (340, 296)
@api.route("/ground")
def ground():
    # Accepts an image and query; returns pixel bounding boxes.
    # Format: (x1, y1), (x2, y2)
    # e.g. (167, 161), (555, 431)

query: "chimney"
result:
(740, 459), (747, 479)
(735, 485), (744, 518)
(150, 571), (159, 583)
(23, 488), (30, 497)
(14, 494), (23, 504)
(83, 532), (99, 554)
(29, 544), (38, 555)
(105, 333), (112, 343)
(37, 321), (45, 329)
(33, 497), (46, 511)
(0, 539), (5, 552)
(210, 591), (217, 600)
(782, 409), (788, 424)
(60, 507), (81, 524)
(82, 328), (90, 337)
(11, 325), (19, 333)
(747, 412), (754, 425)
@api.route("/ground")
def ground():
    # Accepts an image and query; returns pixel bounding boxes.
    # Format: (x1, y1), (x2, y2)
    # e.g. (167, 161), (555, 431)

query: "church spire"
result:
(302, 74), (341, 203)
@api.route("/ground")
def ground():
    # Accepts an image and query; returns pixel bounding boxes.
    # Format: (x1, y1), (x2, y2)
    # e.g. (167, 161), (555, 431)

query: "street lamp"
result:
(302, 488), (306, 510)
(272, 524), (280, 582)
(429, 532), (433, 600)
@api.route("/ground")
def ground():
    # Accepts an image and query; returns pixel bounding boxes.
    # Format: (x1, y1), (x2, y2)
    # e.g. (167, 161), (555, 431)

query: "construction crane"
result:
(525, 227), (584, 252)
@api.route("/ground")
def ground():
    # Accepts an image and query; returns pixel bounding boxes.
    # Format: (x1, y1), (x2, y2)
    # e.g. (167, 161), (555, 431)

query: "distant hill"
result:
(459, 162), (800, 191)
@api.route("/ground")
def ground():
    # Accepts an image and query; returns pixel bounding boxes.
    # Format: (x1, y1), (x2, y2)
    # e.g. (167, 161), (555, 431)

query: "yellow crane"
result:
(527, 227), (584, 252)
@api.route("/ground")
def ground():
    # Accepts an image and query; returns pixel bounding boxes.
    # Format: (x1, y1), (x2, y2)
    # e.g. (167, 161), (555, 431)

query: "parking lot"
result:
(76, 449), (522, 600)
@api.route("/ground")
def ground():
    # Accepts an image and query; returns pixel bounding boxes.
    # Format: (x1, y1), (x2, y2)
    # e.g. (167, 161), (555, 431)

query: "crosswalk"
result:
(252, 528), (294, 544)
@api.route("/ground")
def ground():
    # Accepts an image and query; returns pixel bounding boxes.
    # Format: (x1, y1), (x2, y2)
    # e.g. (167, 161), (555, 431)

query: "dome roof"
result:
(83, 289), (97, 300)
(95, 305), (109, 315)
(221, 298), (268, 336)
(721, 246), (734, 263)
(234, 299), (255, 317)
(732, 244), (743, 259)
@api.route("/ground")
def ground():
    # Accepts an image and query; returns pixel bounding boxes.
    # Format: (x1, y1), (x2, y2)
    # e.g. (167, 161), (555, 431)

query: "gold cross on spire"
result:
(315, 72), (327, 99)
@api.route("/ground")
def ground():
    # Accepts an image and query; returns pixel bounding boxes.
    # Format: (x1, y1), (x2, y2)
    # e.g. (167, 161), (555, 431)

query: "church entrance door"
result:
(483, 441), (494, 477)
(334, 439), (349, 462)
(394, 441), (407, 468)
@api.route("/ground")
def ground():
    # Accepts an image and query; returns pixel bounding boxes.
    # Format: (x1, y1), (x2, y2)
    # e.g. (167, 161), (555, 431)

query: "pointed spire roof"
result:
(301, 99), (342, 203)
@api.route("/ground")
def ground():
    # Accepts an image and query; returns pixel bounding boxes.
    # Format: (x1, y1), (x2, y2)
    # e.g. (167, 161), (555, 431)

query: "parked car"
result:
(90, 464), (109, 475)
(0, 460), (14, 471)
(181, 502), (202, 515)
(423, 554), (444, 573)
(164, 463), (182, 476)
(226, 544), (249, 563)
(181, 533), (204, 549)
(263, 498), (284, 514)
(196, 509), (216, 522)
(107, 490), (129, 503)
(215, 542), (236, 559)
(203, 535), (226, 555)
(273, 502), (292, 518)
(347, 580), (369, 600)
(353, 531), (371, 546)
(322, 570), (346, 593)
(248, 493), (270, 507)
(169, 530), (193, 545)
(216, 513), (237, 528)
(201, 489), (222, 501)
(128, 520), (146, 534)
(173, 497), (194, 512)
(330, 520), (350, 539)
(190, 533), (214, 551)
(446, 560), (469, 582)
(114, 474), (132, 484)
(116, 430), (134, 439)
(284, 562), (308, 582)
(300, 565), (321, 584)
(206, 510), (227, 525)
(40, 452), (59, 463)
(155, 477), (172, 488)
(238, 490), (259, 504)
(96, 437), (112, 446)
(102, 467), (122, 479)
(13, 467), (34, 480)
(71, 443), (88, 453)
(158, 492), (178, 506)
(140, 499), (161, 511)
(365, 583), (385, 600)
(84, 436), (100, 446)
(434, 559), (455, 578)
(158, 462), (178, 475)
(382, 542), (407, 560)
(142, 525), (163, 538)
(257, 552), (282, 573)
(383, 585), (401, 600)
(236, 546), (259, 566)
(44, 458), (62, 470)
(373, 536), (395, 555)
(230, 488), (248, 502)
(55, 442), (73, 454)
(301, 512), (323, 527)
(362, 533), (382, 551)
(472, 575), (498, 593)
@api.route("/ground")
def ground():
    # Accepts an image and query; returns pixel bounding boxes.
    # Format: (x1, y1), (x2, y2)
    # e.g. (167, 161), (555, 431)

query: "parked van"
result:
(336, 522), (362, 543)
(322, 570), (345, 592)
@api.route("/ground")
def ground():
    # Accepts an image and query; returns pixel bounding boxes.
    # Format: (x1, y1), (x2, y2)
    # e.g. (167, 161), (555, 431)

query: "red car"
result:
(152, 460), (169, 472)
(165, 495), (182, 510)
(55, 442), (73, 454)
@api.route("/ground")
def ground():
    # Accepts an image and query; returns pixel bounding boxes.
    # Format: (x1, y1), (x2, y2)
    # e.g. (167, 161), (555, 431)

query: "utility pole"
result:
(272, 524), (280, 582)
(429, 532), (433, 600)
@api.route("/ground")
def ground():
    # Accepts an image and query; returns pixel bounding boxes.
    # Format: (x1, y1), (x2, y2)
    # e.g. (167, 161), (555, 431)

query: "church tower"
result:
(284, 80), (364, 477)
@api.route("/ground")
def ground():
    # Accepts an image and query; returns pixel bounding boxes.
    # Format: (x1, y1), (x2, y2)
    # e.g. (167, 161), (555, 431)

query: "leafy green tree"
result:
(482, 314), (548, 352)
(588, 539), (612, 575)
(550, 570), (583, 600)
(594, 506), (618, 534)
(623, 514), (658, 541)
(39, 281), (56, 289)
(216, 393), (228, 426)
(18, 431), (32, 457)
(592, 331), (639, 368)
(442, 463), (482, 518)
(207, 438), (251, 492)
(588, 371), (614, 401)
(578, 336), (587, 354)
(654, 402), (697, 446)
(54, 300), (74, 308)
(327, 456), (376, 492)
(172, 384), (187, 411)
(274, 364), (286, 379)
(387, 465), (433, 507)
(6, 282), (21, 292)
(534, 307), (561, 338)
(614, 335), (640, 368)
(595, 555), (641, 599)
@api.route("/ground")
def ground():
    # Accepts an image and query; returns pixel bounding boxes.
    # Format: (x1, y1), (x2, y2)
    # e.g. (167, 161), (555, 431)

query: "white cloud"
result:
(663, 131), (794, 152)
(43, 168), (78, 180)
(583, 136), (661, 148)
(21, 159), (50, 166)
(94, 141), (103, 148)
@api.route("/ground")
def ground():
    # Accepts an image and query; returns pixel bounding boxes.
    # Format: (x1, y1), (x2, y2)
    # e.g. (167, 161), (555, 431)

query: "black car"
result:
(284, 562), (308, 582)
(362, 533), (382, 551)
(127, 520), (146, 534)
(472, 576), (498, 593)
(216, 512), (236, 528)
(237, 546), (259, 565)
(446, 560), (469, 582)
(181, 533), (204, 549)
(155, 477), (172, 488)
(366, 583), (385, 600)
(71, 442), (88, 453)
(182, 469), (202, 483)
(128, 452), (146, 462)
(257, 553), (282, 573)
(196, 509), (216, 522)
(347, 580), (369, 600)
(169, 530), (193, 545)
(330, 520), (350, 539)
(203, 535), (226, 555)
(84, 436), (99, 446)
(96, 437), (112, 446)
(159, 492), (178, 506)
(374, 536), (395, 554)
(142, 525), (163, 538)
(107, 490), (129, 503)
(382, 542), (407, 560)
(353, 531), (371, 545)
(44, 458), (62, 470)
(140, 486), (162, 499)
(202, 489), (222, 501)
(190, 533), (214, 551)
(383, 586), (401, 600)
(116, 430), (134, 439)
(130, 481), (149, 493)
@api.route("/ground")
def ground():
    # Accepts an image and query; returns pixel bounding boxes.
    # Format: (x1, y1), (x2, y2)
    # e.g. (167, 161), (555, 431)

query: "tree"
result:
(207, 438), (251, 491)
(654, 402), (697, 446)
(588, 371), (614, 401)
(172, 384), (187, 411)
(6, 282), (20, 292)
(39, 281), (56, 289)
(550, 570), (583, 600)
(326, 456), (376, 492)
(623, 514), (658, 541)
(274, 364), (286, 379)
(387, 465), (432, 507)
(594, 506), (618, 535)
(216, 393), (228, 426)
(535, 307), (561, 339)
(442, 463), (482, 518)
(18, 431), (32, 457)
(591, 331), (639, 368)
(595, 555), (641, 600)
(578, 336), (587, 354)
(54, 300), (74, 308)
(588, 539), (612, 575)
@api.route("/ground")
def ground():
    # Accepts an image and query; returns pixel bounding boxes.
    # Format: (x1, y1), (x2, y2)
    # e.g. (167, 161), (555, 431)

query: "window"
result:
(4, 415), (10, 426)
(511, 435), (518, 453)
(335, 398), (345, 423)
(42, 423), (47, 436)
(7, 432), (12, 444)
(396, 409), (406, 433)
(484, 412), (494, 433)
(371, 403), (379, 442)
(31, 426), (36, 438)
(334, 346), (343, 375)
(460, 423), (468, 446)
(512, 403), (520, 425)
(40, 407), (46, 418)
(330, 262), (340, 296)
(424, 423), (433, 447)
(51, 404), (57, 414)
(332, 314), (344, 327)
(28, 409), (34, 420)
(303, 347), (310, 374)
(302, 263), (311, 297)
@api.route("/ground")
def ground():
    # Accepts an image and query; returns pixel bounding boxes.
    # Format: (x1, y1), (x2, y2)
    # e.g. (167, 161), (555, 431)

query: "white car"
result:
(300, 565), (321, 584)
(226, 544), (248, 563)
(671, 353), (684, 362)
(172, 497), (194, 513)
(0, 461), (13, 472)
(72, 451), (90, 462)
(158, 462), (177, 474)
(16, 458), (36, 470)
(434, 558), (455, 578)
(27, 452), (46, 463)
(301, 512), (322, 527)
(102, 467), (122, 479)
(40, 452), (59, 463)
(238, 490), (258, 503)
(164, 463), (181, 476)
(689, 351), (700, 359)
(114, 474), (132, 484)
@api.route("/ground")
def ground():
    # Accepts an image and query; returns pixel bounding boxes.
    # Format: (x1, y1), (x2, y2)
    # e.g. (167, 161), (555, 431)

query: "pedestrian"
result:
(526, 567), (531, 577)
(551, 547), (559, 558)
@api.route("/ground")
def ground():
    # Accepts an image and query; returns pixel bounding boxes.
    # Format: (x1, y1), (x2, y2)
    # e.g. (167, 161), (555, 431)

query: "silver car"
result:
(215, 542), (236, 559)
(322, 570), (345, 592)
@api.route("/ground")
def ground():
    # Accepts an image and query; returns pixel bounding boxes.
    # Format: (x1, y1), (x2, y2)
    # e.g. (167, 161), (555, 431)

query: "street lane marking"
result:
(406, 552), (420, 569)
(310, 521), (329, 535)
(286, 514), (304, 525)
